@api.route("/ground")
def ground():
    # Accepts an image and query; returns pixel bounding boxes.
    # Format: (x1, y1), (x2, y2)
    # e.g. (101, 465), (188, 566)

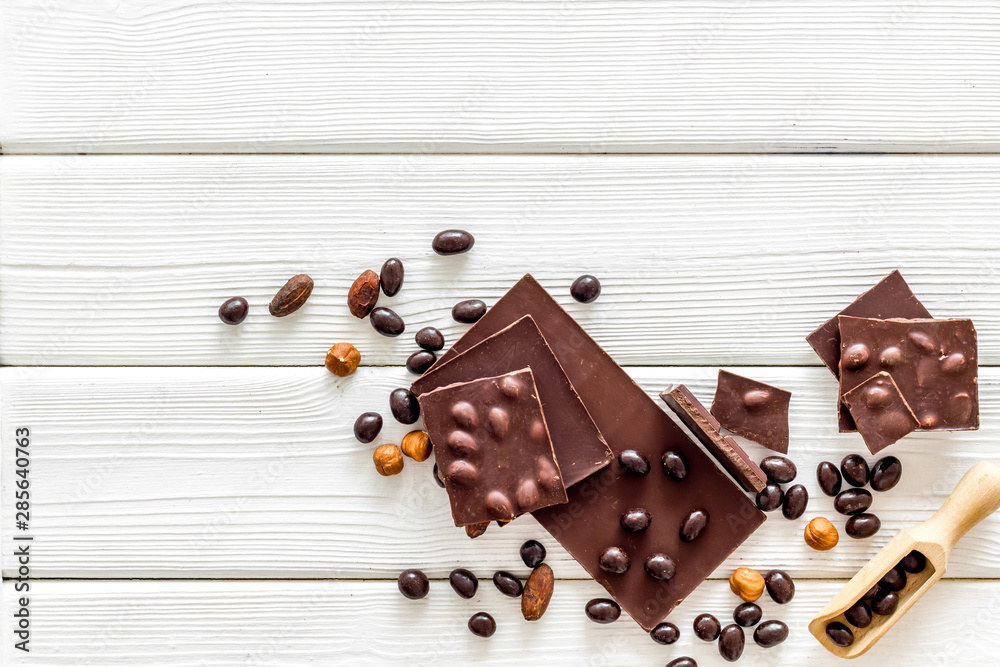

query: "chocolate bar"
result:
(710, 370), (791, 454)
(841, 372), (919, 453)
(419, 368), (568, 526)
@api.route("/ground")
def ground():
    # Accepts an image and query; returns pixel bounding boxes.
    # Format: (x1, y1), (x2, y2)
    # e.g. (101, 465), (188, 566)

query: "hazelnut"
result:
(401, 430), (432, 462)
(729, 567), (765, 602)
(373, 444), (404, 476)
(805, 516), (840, 551)
(465, 521), (490, 539)
(325, 342), (361, 377)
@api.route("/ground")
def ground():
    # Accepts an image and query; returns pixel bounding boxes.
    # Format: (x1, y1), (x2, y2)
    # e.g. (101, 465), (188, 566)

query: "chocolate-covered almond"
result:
(872, 588), (899, 615)
(380, 258), (404, 297)
(492, 571), (523, 597)
(826, 621), (854, 646)
(781, 484), (808, 520)
(468, 611), (496, 638)
(599, 546), (631, 574)
(845, 513), (881, 539)
(406, 350), (437, 375)
(880, 566), (907, 592)
(662, 450), (689, 480)
(218, 296), (249, 325)
(449, 568), (479, 599)
(370, 306), (405, 337)
(718, 624), (745, 662)
(667, 659), (697, 667)
(415, 326), (445, 351)
(520, 540), (546, 568)
(621, 508), (652, 533)
(817, 461), (843, 497)
(693, 613), (721, 641)
(733, 602), (762, 627)
(452, 299), (487, 323)
(585, 598), (621, 624)
(397, 569), (430, 599)
(764, 570), (795, 604)
(389, 388), (420, 424)
(570, 275), (602, 303)
(834, 488), (873, 515)
(871, 455), (902, 492)
(644, 553), (676, 581)
(432, 229), (475, 255)
(900, 550), (926, 574)
(844, 601), (872, 628)
(618, 449), (650, 476)
(680, 509), (710, 542)
(753, 620), (788, 647)
(760, 455), (797, 483)
(755, 483), (783, 512)
(841, 454), (870, 488)
(650, 621), (680, 645)
(353, 412), (383, 443)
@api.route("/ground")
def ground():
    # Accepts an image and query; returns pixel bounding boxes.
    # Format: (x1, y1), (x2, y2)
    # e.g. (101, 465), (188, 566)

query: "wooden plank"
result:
(2, 155), (999, 367)
(1, 1), (998, 153)
(3, 366), (999, 579)
(3, 579), (999, 665)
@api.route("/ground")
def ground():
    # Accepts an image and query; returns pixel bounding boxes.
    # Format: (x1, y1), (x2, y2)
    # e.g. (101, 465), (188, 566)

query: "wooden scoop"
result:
(810, 460), (1000, 658)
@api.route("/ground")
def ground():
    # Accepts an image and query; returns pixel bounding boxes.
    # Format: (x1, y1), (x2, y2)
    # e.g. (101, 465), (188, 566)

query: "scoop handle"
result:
(918, 461), (1000, 552)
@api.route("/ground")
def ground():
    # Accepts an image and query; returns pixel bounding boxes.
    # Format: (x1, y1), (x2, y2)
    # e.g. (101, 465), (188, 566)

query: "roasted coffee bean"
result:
(520, 539), (546, 568)
(733, 602), (762, 627)
(570, 275), (602, 303)
(718, 624), (745, 662)
(389, 388), (420, 424)
(900, 550), (927, 574)
(598, 546), (631, 574)
(415, 326), (446, 351)
(861, 583), (879, 600)
(432, 229), (475, 255)
(680, 509), (710, 542)
(650, 621), (680, 645)
(826, 621), (854, 647)
(452, 299), (487, 323)
(753, 620), (788, 648)
(618, 449), (650, 476)
(380, 258), (404, 297)
(397, 569), (429, 599)
(667, 659), (697, 667)
(662, 450), (689, 480)
(621, 507), (652, 533)
(781, 484), (808, 520)
(845, 513), (881, 539)
(353, 412), (383, 443)
(817, 461), (843, 497)
(693, 613), (722, 641)
(449, 568), (479, 599)
(835, 488), (873, 515)
(432, 463), (446, 488)
(764, 570), (795, 604)
(493, 571), (523, 597)
(468, 611), (496, 638)
(644, 553), (676, 581)
(871, 456), (902, 492)
(880, 567), (907, 592)
(872, 588), (899, 615)
(370, 307), (405, 337)
(760, 455), (797, 483)
(406, 350), (437, 375)
(755, 483), (784, 512)
(844, 601), (872, 628)
(841, 454), (870, 488)
(585, 598), (621, 624)
(218, 297), (249, 325)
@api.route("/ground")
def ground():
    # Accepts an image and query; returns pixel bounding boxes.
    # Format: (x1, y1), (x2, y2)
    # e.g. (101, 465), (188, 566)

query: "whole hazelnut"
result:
(729, 567), (765, 602)
(401, 430), (432, 462)
(325, 342), (361, 377)
(805, 516), (840, 551)
(373, 444), (404, 476)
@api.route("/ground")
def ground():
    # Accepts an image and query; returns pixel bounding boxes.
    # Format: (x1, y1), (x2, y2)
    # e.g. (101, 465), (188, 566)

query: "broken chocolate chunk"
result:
(711, 370), (791, 454)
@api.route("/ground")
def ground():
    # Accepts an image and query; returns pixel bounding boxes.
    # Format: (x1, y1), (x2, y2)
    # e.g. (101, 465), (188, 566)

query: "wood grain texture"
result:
(1, 0), (999, 153)
(2, 155), (999, 367)
(3, 366), (999, 579)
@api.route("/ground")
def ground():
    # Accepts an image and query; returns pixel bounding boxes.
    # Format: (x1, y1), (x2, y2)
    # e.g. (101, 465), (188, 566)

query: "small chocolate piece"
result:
(406, 350), (437, 375)
(844, 600), (873, 628)
(826, 621), (855, 647)
(817, 461), (843, 496)
(585, 598), (621, 624)
(468, 612), (496, 638)
(871, 455), (903, 492)
(759, 455), (797, 484)
(872, 588), (899, 615)
(520, 540), (546, 568)
(764, 570), (795, 604)
(755, 483), (783, 512)
(733, 602), (762, 627)
(432, 229), (475, 255)
(753, 620), (788, 647)
(618, 449), (651, 476)
(661, 450), (689, 481)
(570, 274), (602, 303)
(370, 306), (405, 337)
(218, 296), (249, 325)
(452, 299), (487, 323)
(845, 513), (881, 539)
(693, 613), (722, 641)
(397, 569), (430, 599)
(621, 508), (652, 533)
(380, 258), (404, 297)
(900, 550), (926, 574)
(841, 454), (870, 488)
(644, 553), (676, 581)
(650, 621), (680, 645)
(880, 567), (907, 592)
(415, 326), (445, 351)
(389, 388), (420, 424)
(718, 624), (745, 662)
(661, 385), (767, 493)
(599, 546), (631, 574)
(781, 484), (808, 520)
(834, 489), (873, 515)
(493, 571), (523, 597)
(842, 372), (919, 453)
(680, 509), (710, 542)
(711, 370), (791, 454)
(449, 568), (479, 599)
(353, 412), (383, 443)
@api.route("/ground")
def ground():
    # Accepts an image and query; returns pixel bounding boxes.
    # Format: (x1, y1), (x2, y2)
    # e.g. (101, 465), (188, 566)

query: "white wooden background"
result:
(2, 1), (1000, 665)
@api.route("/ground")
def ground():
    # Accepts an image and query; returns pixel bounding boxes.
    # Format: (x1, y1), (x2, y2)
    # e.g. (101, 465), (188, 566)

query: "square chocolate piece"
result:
(842, 372), (920, 453)
(412, 315), (612, 487)
(838, 316), (979, 431)
(710, 370), (791, 454)
(419, 368), (568, 526)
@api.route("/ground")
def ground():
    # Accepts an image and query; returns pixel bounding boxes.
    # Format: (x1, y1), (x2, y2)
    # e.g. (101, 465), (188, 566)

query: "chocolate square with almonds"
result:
(842, 372), (920, 453)
(419, 368), (568, 526)
(710, 370), (792, 454)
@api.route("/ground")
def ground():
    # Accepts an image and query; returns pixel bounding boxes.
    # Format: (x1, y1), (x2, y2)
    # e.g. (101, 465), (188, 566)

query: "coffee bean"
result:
(752, 620), (788, 648)
(468, 611), (496, 638)
(397, 569), (429, 599)
(781, 484), (808, 520)
(432, 463), (446, 488)
(650, 621), (680, 645)
(618, 449), (650, 476)
(570, 275), (602, 303)
(871, 456), (902, 492)
(872, 588), (899, 615)
(880, 567), (907, 592)
(218, 297), (249, 325)
(432, 229), (475, 255)
(861, 583), (879, 601)
(844, 601), (872, 628)
(585, 598), (621, 624)
(760, 455), (797, 483)
(452, 299), (487, 323)
(520, 540), (546, 568)
(817, 461), (843, 497)
(492, 571), (523, 597)
(662, 450), (689, 480)
(825, 621), (854, 647)
(620, 507), (652, 533)
(733, 602), (762, 627)
(415, 326), (446, 351)
(370, 307), (405, 337)
(693, 613), (721, 641)
(835, 488), (873, 515)
(644, 553), (676, 581)
(598, 546), (631, 574)
(718, 624), (745, 662)
(380, 258), (404, 297)
(667, 659), (697, 667)
(900, 550), (926, 574)
(389, 388), (420, 424)
(845, 513), (881, 539)
(406, 350), (437, 375)
(755, 483), (783, 511)
(764, 570), (795, 604)
(353, 412), (383, 443)
(449, 568), (479, 599)
(841, 454), (870, 488)
(680, 509), (710, 542)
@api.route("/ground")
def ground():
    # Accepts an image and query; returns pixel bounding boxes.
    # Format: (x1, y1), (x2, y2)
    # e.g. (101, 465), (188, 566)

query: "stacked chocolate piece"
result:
(807, 270), (979, 453)
(412, 274), (765, 631)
